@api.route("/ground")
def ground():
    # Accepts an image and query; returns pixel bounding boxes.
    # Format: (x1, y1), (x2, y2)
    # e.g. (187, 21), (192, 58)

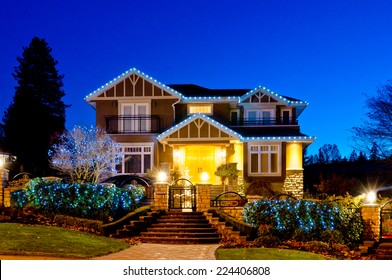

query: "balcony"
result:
(230, 117), (298, 126)
(105, 115), (161, 134)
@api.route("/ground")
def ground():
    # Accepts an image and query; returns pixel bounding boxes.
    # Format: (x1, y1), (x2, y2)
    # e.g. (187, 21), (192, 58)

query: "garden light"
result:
(366, 191), (377, 204)
(157, 171), (168, 183)
(200, 171), (209, 183)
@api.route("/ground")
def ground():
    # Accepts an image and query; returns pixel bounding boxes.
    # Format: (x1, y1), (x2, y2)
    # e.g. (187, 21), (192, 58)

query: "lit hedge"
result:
(243, 198), (363, 245)
(11, 178), (145, 222)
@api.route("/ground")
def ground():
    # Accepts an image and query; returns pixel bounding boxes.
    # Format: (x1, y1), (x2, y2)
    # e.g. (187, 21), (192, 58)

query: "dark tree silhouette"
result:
(317, 144), (341, 164)
(352, 81), (392, 160)
(1, 37), (69, 175)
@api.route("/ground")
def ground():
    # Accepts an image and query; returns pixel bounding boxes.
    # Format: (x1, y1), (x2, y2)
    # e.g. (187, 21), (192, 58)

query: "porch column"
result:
(361, 204), (380, 242)
(196, 184), (211, 212)
(153, 183), (169, 211)
(283, 142), (304, 198)
(0, 167), (9, 207)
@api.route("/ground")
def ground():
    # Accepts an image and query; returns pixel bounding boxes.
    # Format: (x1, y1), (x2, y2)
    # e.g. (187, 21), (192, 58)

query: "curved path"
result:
(1, 243), (220, 260)
(93, 243), (220, 260)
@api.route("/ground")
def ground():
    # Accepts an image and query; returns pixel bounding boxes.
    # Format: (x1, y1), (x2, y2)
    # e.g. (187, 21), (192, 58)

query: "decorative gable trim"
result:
(157, 113), (241, 144)
(85, 68), (183, 105)
(239, 86), (308, 106)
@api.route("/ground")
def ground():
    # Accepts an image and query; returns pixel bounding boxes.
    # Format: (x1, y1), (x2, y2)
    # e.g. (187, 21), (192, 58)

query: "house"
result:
(85, 68), (314, 198)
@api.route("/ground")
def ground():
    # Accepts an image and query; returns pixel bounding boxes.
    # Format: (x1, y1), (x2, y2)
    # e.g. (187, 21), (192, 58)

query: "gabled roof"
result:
(156, 113), (242, 143)
(84, 67), (184, 103)
(157, 113), (315, 144)
(239, 85), (308, 105)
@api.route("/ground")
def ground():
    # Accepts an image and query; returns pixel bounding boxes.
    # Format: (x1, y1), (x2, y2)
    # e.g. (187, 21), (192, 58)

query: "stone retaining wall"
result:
(283, 169), (303, 199)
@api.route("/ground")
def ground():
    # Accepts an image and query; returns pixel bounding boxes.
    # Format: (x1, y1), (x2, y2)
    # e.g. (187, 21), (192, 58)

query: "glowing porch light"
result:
(200, 172), (209, 183)
(157, 171), (168, 183)
(366, 191), (377, 205)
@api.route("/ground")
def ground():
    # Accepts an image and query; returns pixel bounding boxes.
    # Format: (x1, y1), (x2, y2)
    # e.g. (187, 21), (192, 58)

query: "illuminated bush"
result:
(11, 178), (145, 222)
(243, 198), (363, 245)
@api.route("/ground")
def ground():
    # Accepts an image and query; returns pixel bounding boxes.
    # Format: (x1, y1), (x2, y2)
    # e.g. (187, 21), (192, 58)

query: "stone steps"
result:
(376, 242), (392, 260)
(140, 211), (221, 244)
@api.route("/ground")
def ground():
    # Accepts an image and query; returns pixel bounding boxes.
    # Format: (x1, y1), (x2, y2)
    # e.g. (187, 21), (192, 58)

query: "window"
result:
(116, 144), (153, 174)
(188, 104), (212, 115)
(120, 103), (150, 132)
(246, 109), (274, 125)
(248, 144), (280, 175)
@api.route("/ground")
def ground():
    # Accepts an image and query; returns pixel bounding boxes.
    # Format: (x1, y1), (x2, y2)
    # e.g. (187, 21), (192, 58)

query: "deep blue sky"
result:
(1, 0), (392, 157)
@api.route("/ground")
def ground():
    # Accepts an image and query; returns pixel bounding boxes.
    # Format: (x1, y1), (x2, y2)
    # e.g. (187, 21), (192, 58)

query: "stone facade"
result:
(361, 204), (380, 241)
(0, 168), (9, 207)
(196, 184), (211, 212)
(153, 183), (169, 211)
(282, 169), (304, 198)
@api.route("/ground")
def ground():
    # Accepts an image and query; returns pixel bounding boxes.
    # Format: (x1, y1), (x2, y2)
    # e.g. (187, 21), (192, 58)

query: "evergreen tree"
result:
(349, 150), (358, 162)
(1, 37), (69, 175)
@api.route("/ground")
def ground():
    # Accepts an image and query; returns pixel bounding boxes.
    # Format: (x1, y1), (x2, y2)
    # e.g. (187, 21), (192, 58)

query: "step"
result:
(140, 236), (220, 244)
(156, 218), (209, 223)
(147, 227), (216, 233)
(150, 223), (213, 228)
(141, 232), (220, 238)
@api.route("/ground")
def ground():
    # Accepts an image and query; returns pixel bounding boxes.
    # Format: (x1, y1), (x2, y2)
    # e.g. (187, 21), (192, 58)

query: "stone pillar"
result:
(196, 184), (211, 212)
(283, 169), (304, 199)
(0, 168), (9, 207)
(153, 183), (169, 211)
(361, 204), (380, 242)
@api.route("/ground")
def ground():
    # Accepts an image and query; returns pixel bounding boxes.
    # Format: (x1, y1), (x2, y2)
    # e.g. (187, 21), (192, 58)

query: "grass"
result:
(0, 223), (130, 259)
(215, 247), (330, 260)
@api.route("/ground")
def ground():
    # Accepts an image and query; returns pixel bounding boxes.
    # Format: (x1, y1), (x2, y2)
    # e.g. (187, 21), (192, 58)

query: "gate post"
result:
(361, 204), (380, 242)
(196, 183), (211, 212)
(154, 183), (169, 211)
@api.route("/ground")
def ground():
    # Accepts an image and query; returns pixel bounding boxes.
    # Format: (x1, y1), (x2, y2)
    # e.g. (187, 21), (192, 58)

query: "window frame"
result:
(116, 143), (154, 175)
(248, 143), (281, 176)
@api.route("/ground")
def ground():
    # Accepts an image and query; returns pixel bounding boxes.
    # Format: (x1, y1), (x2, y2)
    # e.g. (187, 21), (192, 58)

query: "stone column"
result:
(283, 169), (304, 199)
(196, 184), (211, 212)
(0, 168), (9, 207)
(361, 204), (380, 242)
(153, 183), (169, 211)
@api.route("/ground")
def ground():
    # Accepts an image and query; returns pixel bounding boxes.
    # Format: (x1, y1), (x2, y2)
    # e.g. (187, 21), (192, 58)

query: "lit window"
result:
(116, 144), (153, 174)
(248, 144), (280, 175)
(188, 104), (212, 115)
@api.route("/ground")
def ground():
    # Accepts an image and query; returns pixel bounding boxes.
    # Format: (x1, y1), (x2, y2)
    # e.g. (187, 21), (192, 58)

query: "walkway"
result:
(93, 243), (220, 260)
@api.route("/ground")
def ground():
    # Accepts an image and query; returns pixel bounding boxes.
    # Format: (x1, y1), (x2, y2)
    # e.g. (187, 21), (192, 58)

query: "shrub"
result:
(10, 178), (145, 222)
(254, 234), (281, 247)
(243, 197), (363, 245)
(53, 215), (103, 234)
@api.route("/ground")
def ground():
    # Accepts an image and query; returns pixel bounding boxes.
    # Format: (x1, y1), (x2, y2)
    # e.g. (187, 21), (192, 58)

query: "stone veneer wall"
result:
(153, 183), (169, 211)
(282, 169), (304, 199)
(0, 168), (9, 207)
(218, 207), (244, 221)
(361, 204), (380, 241)
(196, 184), (211, 212)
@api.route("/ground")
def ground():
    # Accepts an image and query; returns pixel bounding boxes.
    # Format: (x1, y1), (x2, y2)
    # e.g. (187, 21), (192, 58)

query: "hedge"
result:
(10, 178), (145, 222)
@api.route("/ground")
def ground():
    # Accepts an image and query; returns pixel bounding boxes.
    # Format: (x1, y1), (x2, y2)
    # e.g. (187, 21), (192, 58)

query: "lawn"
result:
(0, 223), (130, 259)
(215, 247), (331, 260)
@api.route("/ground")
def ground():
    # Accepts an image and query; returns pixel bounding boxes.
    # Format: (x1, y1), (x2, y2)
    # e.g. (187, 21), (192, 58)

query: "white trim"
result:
(248, 143), (281, 176)
(85, 67), (183, 102)
(116, 143), (154, 175)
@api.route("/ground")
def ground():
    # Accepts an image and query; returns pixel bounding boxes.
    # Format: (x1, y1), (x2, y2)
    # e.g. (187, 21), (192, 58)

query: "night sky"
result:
(1, 0), (392, 157)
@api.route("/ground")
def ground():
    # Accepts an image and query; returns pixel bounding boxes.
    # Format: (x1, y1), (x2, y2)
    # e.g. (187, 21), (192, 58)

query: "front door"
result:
(185, 146), (216, 184)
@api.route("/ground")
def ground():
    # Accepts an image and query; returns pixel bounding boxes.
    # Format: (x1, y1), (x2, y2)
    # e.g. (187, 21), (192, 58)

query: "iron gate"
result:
(381, 200), (392, 240)
(169, 178), (196, 212)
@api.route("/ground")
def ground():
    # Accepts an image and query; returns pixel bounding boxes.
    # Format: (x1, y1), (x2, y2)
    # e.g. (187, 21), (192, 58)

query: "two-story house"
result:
(85, 68), (314, 197)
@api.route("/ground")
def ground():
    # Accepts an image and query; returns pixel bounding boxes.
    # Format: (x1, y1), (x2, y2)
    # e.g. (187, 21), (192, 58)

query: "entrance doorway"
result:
(173, 145), (226, 184)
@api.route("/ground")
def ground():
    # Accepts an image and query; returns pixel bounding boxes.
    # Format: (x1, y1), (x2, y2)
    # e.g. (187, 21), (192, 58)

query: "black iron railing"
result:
(230, 117), (298, 126)
(105, 115), (161, 134)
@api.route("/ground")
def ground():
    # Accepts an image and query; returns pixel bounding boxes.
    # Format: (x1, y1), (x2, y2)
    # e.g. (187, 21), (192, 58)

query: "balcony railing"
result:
(105, 115), (161, 134)
(230, 117), (298, 126)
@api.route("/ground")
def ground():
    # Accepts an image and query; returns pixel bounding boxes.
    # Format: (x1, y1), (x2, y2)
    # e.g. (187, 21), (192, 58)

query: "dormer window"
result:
(188, 104), (213, 115)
